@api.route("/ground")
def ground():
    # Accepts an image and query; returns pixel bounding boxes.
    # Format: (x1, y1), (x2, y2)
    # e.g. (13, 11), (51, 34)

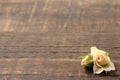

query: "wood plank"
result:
(0, 0), (119, 33)
(0, 74), (119, 80)
(0, 32), (119, 60)
(0, 58), (119, 80)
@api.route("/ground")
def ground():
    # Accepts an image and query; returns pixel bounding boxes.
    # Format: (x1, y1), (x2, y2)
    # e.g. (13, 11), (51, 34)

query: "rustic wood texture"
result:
(0, 0), (120, 79)
(0, 59), (119, 80)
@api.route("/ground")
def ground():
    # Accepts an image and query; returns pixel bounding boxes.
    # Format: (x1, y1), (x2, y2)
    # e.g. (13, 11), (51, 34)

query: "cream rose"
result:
(91, 47), (115, 74)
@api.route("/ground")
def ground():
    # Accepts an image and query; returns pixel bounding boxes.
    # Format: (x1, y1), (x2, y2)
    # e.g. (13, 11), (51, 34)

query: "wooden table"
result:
(0, 0), (119, 79)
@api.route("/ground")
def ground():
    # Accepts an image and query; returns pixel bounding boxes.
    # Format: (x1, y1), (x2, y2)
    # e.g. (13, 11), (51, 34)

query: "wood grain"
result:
(0, 58), (119, 80)
(0, 0), (119, 33)
(0, 0), (119, 79)
(0, 32), (119, 60)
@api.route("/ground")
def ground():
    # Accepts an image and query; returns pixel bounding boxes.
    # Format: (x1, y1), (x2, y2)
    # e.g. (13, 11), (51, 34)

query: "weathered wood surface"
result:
(0, 59), (119, 80)
(0, 0), (120, 79)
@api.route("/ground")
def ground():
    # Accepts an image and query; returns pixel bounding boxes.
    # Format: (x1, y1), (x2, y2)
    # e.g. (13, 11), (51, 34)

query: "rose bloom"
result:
(91, 47), (115, 74)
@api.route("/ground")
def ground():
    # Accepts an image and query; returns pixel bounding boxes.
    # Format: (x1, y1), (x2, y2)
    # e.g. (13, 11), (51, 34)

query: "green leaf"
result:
(81, 55), (93, 67)
(86, 61), (93, 67)
(79, 55), (86, 59)
(85, 55), (93, 61)
(106, 52), (109, 56)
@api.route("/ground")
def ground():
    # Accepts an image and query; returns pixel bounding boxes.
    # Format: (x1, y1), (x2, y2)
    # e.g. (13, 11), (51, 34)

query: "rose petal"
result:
(102, 56), (115, 71)
(91, 47), (98, 56)
(91, 46), (106, 56)
(93, 62), (103, 74)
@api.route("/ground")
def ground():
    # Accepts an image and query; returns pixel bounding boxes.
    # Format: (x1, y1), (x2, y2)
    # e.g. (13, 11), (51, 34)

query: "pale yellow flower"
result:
(91, 47), (115, 74)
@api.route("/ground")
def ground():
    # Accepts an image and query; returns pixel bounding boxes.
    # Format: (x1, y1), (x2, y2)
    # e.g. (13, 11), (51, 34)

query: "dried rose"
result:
(91, 47), (115, 74)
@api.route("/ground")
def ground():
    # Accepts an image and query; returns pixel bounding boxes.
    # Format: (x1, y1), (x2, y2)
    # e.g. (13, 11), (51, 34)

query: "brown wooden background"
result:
(0, 0), (120, 80)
